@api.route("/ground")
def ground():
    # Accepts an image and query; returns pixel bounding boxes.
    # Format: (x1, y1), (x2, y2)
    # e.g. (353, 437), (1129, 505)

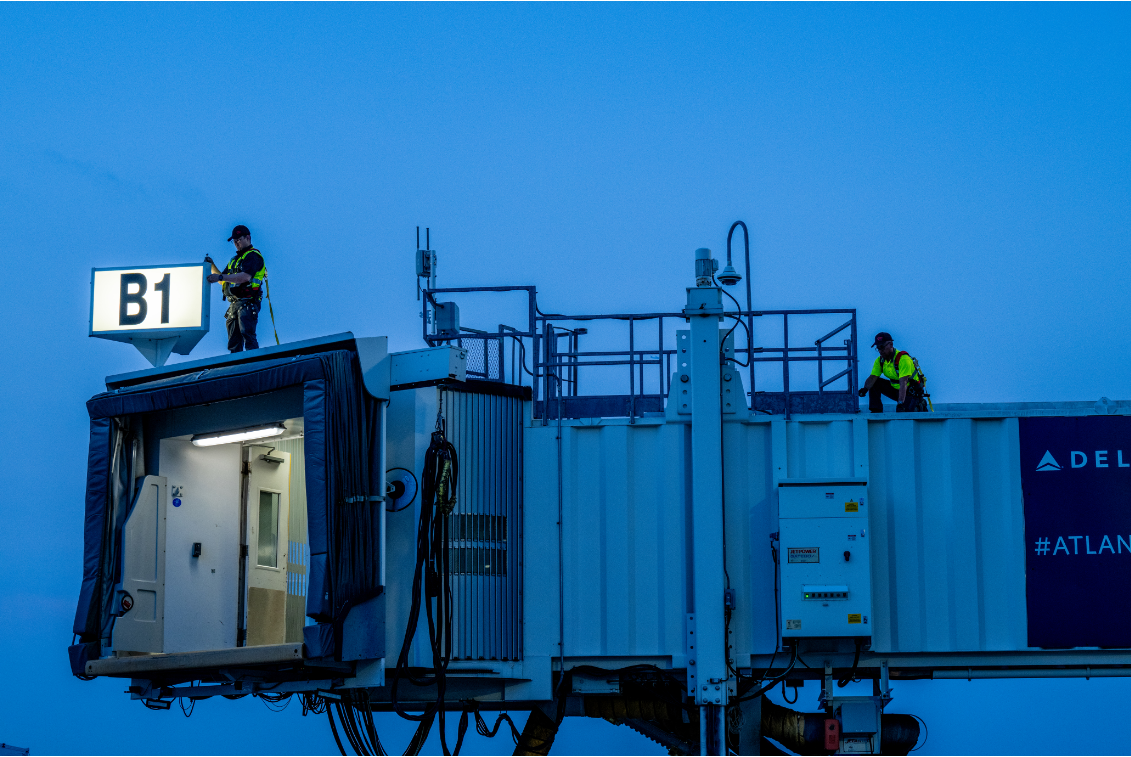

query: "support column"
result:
(684, 248), (728, 755)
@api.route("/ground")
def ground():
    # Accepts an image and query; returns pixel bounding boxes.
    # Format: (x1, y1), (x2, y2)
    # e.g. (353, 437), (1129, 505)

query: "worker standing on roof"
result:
(205, 224), (266, 353)
(858, 332), (927, 413)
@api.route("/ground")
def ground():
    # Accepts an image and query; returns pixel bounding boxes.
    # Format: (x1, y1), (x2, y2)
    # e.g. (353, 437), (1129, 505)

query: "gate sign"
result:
(89, 264), (210, 367)
(1020, 416), (1131, 648)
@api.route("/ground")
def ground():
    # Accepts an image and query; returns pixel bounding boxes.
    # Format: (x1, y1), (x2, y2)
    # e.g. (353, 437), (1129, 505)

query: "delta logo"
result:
(1036, 450), (1131, 471)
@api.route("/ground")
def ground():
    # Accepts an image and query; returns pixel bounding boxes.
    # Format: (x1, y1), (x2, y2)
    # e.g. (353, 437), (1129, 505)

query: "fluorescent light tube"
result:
(191, 423), (286, 447)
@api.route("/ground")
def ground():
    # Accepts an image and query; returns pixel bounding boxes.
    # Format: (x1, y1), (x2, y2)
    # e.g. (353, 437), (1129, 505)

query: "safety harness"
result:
(223, 247), (280, 346)
(884, 350), (932, 411)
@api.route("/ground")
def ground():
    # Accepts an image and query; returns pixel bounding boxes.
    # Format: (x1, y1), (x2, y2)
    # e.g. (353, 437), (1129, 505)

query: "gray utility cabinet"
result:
(779, 480), (873, 640)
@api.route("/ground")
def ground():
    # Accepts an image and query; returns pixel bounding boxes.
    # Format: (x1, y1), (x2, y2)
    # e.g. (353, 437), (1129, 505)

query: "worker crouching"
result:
(858, 332), (928, 413)
(206, 224), (267, 353)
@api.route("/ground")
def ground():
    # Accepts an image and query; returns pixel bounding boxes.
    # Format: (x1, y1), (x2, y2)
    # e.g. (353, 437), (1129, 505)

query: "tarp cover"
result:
(74, 350), (382, 647)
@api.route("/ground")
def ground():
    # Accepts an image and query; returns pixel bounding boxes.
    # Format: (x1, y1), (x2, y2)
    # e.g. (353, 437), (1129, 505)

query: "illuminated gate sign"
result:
(1020, 415), (1131, 648)
(89, 264), (210, 367)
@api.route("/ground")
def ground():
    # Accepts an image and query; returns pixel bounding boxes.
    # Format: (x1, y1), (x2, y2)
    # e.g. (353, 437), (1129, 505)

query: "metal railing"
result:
(533, 309), (858, 422)
(421, 286), (859, 420)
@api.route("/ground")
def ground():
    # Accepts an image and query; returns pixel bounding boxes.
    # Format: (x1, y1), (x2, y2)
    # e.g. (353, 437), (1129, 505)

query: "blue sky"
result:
(1, 3), (1130, 754)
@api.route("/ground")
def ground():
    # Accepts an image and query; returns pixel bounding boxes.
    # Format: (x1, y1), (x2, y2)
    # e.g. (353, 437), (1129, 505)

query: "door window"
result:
(257, 490), (280, 568)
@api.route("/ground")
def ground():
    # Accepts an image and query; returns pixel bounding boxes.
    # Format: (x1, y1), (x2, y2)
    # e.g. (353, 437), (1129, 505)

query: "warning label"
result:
(845, 501), (859, 513)
(787, 547), (819, 563)
(847, 614), (862, 624)
(786, 619), (802, 630)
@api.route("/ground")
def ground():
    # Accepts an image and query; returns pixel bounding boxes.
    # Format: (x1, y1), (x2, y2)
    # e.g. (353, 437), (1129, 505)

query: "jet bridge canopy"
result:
(71, 335), (387, 678)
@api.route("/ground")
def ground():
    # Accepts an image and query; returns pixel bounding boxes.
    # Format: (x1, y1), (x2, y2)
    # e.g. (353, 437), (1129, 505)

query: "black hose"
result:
(736, 642), (798, 702)
(474, 710), (522, 742)
(838, 639), (862, 687)
(327, 703), (348, 756)
(390, 407), (459, 754)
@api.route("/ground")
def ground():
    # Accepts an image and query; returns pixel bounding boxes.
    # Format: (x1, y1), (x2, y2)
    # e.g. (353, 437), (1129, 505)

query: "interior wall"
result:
(274, 436), (309, 643)
(159, 438), (241, 653)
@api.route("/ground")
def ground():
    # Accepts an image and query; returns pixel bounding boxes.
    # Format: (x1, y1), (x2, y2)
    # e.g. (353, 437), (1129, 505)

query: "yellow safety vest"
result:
(223, 247), (267, 299)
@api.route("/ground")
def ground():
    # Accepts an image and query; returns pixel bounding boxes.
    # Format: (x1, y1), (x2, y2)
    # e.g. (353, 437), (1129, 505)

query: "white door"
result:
(245, 447), (291, 646)
(113, 476), (167, 653)
(159, 439), (241, 653)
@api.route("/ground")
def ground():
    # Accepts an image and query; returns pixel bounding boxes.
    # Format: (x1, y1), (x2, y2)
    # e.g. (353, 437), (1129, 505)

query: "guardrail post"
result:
(783, 314), (790, 420)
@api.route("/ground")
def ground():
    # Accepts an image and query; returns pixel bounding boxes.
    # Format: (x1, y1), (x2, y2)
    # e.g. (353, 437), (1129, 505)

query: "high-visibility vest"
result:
(223, 247), (267, 299)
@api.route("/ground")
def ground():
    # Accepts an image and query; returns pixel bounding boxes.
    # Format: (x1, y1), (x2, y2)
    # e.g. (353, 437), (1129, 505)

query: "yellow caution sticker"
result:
(845, 501), (859, 513)
(847, 614), (862, 624)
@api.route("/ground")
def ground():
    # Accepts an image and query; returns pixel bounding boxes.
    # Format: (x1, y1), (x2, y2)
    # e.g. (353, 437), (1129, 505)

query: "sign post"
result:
(90, 264), (211, 367)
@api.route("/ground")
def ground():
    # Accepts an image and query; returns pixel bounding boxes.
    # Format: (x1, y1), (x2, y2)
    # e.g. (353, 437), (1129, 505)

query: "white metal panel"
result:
(384, 387), (437, 670)
(521, 412), (1040, 668)
(390, 345), (467, 387)
(725, 422), (776, 669)
(866, 417), (1027, 653)
(526, 421), (690, 661)
(785, 420), (860, 479)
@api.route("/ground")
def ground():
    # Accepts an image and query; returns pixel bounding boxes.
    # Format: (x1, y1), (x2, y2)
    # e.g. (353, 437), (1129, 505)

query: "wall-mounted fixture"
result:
(191, 423), (286, 447)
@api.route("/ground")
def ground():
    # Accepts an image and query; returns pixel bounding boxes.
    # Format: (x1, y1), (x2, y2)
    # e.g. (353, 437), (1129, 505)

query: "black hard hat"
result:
(227, 224), (251, 242)
(872, 332), (893, 348)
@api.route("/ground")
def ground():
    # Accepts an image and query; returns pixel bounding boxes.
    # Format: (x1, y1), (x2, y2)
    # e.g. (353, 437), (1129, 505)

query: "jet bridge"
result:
(71, 236), (1131, 756)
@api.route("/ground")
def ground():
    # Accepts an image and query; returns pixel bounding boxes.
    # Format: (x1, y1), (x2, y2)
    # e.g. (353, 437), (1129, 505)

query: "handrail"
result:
(815, 318), (854, 346)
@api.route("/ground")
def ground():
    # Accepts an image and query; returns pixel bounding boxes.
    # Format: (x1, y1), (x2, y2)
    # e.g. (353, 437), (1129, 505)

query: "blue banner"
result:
(1020, 416), (1131, 648)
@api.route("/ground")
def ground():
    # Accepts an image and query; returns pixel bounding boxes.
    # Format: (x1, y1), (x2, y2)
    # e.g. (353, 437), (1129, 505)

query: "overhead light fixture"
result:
(191, 423), (286, 447)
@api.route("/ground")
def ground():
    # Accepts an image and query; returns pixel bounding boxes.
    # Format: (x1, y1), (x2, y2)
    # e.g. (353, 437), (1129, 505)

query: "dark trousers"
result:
(226, 298), (261, 352)
(868, 378), (924, 413)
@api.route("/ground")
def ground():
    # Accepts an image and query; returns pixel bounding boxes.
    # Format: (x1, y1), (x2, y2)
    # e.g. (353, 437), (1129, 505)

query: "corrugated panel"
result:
(443, 389), (523, 661)
(530, 413), (1037, 666)
(552, 423), (690, 659)
(274, 436), (309, 644)
(867, 417), (1027, 653)
(785, 419), (858, 479)
(728, 422), (778, 665)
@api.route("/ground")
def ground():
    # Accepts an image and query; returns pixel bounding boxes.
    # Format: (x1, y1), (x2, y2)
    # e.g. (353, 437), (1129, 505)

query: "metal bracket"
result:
(821, 660), (834, 712)
(685, 613), (697, 695)
(879, 660), (892, 708)
(726, 613), (737, 696)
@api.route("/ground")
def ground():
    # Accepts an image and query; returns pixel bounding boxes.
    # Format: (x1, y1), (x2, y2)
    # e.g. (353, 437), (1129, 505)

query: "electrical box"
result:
(435, 301), (460, 337)
(831, 696), (881, 754)
(415, 249), (433, 277)
(779, 480), (872, 639)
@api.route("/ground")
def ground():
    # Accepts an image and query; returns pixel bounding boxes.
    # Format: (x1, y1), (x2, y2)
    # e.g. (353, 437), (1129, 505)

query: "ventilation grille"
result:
(441, 388), (523, 661)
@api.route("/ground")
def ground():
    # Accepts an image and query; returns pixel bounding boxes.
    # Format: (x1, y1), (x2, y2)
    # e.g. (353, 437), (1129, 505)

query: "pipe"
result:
(761, 698), (920, 756)
(726, 221), (751, 314)
(727, 220), (754, 406)
(932, 667), (1131, 679)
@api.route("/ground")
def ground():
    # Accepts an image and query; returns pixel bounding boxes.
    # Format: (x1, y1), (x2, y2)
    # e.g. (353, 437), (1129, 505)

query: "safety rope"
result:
(264, 273), (281, 346)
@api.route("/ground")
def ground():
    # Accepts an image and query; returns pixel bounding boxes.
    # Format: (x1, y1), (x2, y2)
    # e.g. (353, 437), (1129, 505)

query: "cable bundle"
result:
(326, 690), (387, 756)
